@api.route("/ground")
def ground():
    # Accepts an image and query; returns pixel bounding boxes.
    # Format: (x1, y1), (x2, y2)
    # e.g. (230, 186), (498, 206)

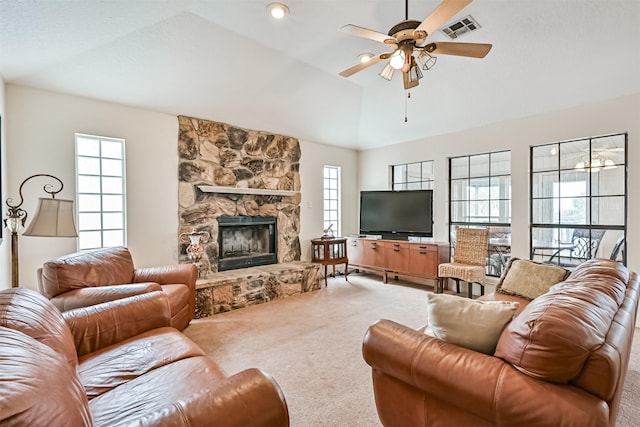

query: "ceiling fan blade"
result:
(416, 0), (473, 36)
(424, 42), (492, 58)
(338, 53), (386, 78)
(340, 24), (396, 44)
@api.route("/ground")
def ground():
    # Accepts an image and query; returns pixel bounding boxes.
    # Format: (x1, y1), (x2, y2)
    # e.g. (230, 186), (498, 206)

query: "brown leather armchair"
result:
(38, 246), (197, 330)
(0, 287), (289, 427)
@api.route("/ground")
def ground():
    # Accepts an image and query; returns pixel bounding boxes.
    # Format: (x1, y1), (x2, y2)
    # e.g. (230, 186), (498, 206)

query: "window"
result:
(392, 160), (434, 190)
(323, 165), (341, 237)
(449, 151), (511, 276)
(75, 134), (126, 250)
(530, 133), (627, 266)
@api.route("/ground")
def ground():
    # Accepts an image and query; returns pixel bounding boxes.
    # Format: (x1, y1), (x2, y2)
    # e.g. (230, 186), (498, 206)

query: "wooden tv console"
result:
(347, 237), (450, 285)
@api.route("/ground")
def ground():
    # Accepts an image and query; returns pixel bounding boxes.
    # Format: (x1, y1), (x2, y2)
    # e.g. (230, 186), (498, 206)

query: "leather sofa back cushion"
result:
(495, 259), (628, 383)
(0, 327), (92, 426)
(0, 288), (78, 366)
(41, 246), (135, 298)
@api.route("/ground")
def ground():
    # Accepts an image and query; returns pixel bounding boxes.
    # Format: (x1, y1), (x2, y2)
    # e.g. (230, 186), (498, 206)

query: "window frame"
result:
(529, 132), (627, 266)
(448, 150), (512, 276)
(323, 165), (341, 237)
(391, 160), (434, 191)
(75, 133), (127, 250)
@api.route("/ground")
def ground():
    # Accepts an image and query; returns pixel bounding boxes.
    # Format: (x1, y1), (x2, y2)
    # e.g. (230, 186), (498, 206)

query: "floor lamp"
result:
(3, 174), (78, 288)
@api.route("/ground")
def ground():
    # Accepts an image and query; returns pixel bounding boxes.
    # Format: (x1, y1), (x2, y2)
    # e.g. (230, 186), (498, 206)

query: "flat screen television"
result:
(359, 190), (433, 239)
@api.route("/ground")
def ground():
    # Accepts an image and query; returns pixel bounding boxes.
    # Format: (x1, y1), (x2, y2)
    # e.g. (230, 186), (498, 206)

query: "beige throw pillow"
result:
(495, 258), (570, 300)
(424, 292), (519, 354)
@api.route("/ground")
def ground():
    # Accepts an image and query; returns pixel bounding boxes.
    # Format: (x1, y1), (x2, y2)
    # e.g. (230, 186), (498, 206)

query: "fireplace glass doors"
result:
(217, 216), (277, 271)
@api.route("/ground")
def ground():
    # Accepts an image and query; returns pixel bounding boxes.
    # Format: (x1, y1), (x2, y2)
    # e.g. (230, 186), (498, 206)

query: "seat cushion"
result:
(438, 262), (485, 284)
(78, 327), (205, 399)
(89, 356), (227, 427)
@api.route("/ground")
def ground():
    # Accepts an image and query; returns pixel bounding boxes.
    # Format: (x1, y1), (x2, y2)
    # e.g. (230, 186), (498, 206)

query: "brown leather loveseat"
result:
(363, 259), (639, 427)
(37, 246), (196, 330)
(0, 287), (289, 426)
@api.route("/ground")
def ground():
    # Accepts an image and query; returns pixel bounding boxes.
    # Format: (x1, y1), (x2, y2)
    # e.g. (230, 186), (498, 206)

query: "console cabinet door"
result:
(362, 240), (384, 268)
(409, 244), (438, 278)
(348, 238), (364, 266)
(384, 241), (410, 273)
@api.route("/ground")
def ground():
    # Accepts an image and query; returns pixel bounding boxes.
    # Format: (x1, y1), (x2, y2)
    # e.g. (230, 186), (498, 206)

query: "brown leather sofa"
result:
(363, 259), (639, 427)
(0, 287), (289, 426)
(37, 246), (197, 330)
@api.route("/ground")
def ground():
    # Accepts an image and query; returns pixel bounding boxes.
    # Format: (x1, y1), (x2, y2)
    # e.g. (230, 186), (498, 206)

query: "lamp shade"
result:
(417, 51), (437, 70)
(23, 198), (78, 237)
(379, 63), (395, 81)
(408, 61), (423, 82)
(390, 50), (405, 70)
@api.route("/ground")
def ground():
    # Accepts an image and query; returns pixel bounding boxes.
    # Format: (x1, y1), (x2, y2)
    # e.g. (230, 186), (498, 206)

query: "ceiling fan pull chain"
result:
(405, 90), (411, 122)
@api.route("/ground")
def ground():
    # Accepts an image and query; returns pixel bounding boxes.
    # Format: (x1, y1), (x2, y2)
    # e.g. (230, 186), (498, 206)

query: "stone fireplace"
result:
(177, 116), (319, 317)
(217, 215), (277, 271)
(177, 116), (302, 278)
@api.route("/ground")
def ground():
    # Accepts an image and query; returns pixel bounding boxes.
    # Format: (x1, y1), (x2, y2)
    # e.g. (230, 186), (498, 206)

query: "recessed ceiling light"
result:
(267, 3), (289, 19)
(358, 53), (374, 63)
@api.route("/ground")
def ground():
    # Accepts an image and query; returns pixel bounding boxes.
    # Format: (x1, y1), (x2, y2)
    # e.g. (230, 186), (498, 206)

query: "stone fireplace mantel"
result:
(197, 185), (297, 197)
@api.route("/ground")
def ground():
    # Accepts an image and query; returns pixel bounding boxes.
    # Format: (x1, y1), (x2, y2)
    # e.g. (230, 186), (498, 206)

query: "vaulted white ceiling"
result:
(1, 0), (639, 150)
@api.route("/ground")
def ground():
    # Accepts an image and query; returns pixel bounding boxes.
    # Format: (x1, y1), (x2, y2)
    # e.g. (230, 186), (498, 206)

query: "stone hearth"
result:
(195, 262), (321, 317)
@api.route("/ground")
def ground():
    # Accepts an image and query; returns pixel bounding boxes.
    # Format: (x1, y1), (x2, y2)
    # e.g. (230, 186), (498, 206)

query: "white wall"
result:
(358, 93), (640, 276)
(3, 85), (360, 291)
(299, 141), (359, 261)
(0, 77), (8, 288)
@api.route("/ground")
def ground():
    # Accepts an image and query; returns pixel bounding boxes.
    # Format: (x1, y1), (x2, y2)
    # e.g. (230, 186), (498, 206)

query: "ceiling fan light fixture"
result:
(267, 2), (289, 19)
(358, 53), (374, 63)
(408, 58), (423, 83)
(379, 63), (395, 81)
(389, 50), (405, 70)
(417, 50), (437, 70)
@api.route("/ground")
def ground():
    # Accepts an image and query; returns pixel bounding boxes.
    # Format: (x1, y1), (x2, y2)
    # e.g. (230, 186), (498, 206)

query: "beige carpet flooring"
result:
(184, 273), (640, 427)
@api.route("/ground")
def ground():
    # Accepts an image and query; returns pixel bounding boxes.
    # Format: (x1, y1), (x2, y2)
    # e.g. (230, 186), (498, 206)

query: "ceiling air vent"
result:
(440, 15), (481, 39)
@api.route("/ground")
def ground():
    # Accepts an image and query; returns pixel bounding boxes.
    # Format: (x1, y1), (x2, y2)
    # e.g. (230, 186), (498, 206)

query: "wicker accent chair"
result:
(437, 228), (489, 298)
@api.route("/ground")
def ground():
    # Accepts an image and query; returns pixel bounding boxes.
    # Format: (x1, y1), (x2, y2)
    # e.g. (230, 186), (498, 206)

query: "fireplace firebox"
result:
(217, 215), (278, 271)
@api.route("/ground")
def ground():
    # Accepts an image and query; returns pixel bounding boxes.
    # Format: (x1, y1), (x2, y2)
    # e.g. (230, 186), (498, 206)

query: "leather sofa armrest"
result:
(179, 368), (289, 427)
(63, 291), (171, 357)
(363, 319), (608, 427)
(51, 283), (162, 312)
(133, 264), (197, 288)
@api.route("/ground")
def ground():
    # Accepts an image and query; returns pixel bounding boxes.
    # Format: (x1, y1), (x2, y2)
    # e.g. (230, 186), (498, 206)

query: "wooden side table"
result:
(311, 237), (349, 287)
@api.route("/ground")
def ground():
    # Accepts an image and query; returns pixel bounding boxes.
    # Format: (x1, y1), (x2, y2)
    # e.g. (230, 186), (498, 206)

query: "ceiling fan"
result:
(338, 0), (492, 90)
